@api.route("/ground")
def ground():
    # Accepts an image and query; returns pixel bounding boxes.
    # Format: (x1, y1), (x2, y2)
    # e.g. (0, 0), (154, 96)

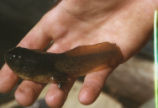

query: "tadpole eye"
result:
(7, 52), (22, 62)
(9, 54), (16, 60)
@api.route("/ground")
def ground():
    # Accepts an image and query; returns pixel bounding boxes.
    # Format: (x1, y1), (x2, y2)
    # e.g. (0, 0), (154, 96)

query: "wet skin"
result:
(4, 42), (123, 87)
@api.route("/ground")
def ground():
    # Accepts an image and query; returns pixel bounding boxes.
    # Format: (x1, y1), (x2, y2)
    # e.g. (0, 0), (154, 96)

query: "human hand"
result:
(0, 0), (157, 107)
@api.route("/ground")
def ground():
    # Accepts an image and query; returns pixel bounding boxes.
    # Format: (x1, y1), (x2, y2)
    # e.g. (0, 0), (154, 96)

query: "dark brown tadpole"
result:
(4, 42), (123, 87)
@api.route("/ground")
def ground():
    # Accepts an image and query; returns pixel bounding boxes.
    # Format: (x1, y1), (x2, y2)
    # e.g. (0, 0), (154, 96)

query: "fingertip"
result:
(79, 86), (98, 105)
(0, 65), (18, 93)
(15, 86), (35, 106)
(15, 81), (44, 106)
(78, 70), (108, 105)
(0, 76), (18, 93)
(79, 90), (91, 105)
(45, 84), (65, 108)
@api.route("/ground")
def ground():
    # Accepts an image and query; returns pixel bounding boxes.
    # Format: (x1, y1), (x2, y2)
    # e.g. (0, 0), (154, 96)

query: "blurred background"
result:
(0, 0), (155, 108)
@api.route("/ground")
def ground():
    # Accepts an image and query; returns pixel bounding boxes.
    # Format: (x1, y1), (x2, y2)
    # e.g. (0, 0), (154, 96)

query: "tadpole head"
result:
(4, 47), (54, 79)
(4, 47), (24, 71)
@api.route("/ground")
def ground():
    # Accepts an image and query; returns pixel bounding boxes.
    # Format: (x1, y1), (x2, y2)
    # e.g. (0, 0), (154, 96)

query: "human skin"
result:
(0, 0), (157, 107)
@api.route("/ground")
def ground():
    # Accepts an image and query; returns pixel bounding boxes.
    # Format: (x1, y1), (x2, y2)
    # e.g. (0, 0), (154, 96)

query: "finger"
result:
(47, 40), (73, 53)
(0, 64), (18, 93)
(45, 79), (75, 108)
(0, 18), (52, 93)
(15, 80), (45, 106)
(18, 20), (52, 49)
(13, 22), (53, 106)
(47, 34), (81, 53)
(79, 68), (112, 105)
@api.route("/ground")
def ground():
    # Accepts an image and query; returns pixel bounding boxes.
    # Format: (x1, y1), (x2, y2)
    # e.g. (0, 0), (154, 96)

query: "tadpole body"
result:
(4, 42), (123, 87)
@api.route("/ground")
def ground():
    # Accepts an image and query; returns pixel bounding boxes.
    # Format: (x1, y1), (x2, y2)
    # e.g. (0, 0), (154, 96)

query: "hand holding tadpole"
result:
(0, 0), (157, 107)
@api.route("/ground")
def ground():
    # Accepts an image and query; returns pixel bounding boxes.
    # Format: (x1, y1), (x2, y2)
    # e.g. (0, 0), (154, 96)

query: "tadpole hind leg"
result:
(58, 83), (62, 88)
(57, 82), (64, 89)
(57, 76), (75, 89)
(53, 72), (69, 89)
